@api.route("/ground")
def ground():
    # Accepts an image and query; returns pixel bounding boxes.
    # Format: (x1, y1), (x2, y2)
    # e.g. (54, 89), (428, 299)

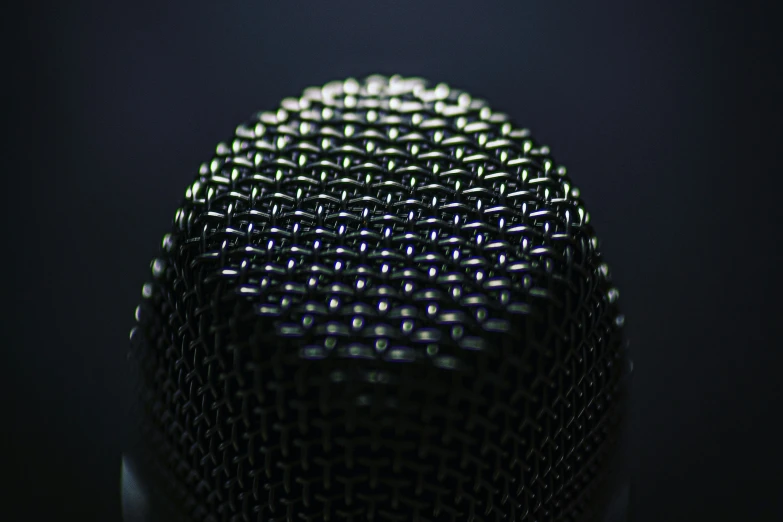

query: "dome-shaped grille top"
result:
(130, 74), (628, 522)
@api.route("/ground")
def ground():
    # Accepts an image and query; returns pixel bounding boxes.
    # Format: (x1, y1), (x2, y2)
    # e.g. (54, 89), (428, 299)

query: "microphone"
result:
(124, 74), (632, 522)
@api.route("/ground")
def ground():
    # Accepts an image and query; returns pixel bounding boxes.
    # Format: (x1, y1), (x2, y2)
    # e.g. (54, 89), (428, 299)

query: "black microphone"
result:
(123, 74), (632, 522)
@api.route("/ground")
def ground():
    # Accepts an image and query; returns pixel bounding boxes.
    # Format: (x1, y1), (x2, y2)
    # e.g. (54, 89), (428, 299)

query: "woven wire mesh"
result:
(129, 75), (628, 522)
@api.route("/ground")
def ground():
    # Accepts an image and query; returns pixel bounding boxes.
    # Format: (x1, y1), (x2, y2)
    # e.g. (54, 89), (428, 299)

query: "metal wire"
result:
(129, 74), (629, 522)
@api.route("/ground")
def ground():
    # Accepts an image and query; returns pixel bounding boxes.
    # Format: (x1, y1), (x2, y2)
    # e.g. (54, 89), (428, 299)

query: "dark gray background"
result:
(5, 1), (781, 520)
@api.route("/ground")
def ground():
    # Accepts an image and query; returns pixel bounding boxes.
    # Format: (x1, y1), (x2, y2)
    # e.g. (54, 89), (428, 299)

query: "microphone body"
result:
(124, 75), (631, 522)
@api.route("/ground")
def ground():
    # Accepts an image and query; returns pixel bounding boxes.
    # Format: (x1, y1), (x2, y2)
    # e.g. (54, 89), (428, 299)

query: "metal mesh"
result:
(129, 75), (628, 522)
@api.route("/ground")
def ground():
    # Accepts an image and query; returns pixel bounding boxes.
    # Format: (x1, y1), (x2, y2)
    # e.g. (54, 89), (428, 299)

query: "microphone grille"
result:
(130, 75), (628, 521)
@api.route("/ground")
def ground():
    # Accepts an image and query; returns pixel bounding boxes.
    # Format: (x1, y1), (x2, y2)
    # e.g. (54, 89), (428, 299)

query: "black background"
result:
(5, 1), (781, 520)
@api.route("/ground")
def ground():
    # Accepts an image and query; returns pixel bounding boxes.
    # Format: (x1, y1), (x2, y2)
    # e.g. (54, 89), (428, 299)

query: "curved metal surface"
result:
(126, 75), (631, 521)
